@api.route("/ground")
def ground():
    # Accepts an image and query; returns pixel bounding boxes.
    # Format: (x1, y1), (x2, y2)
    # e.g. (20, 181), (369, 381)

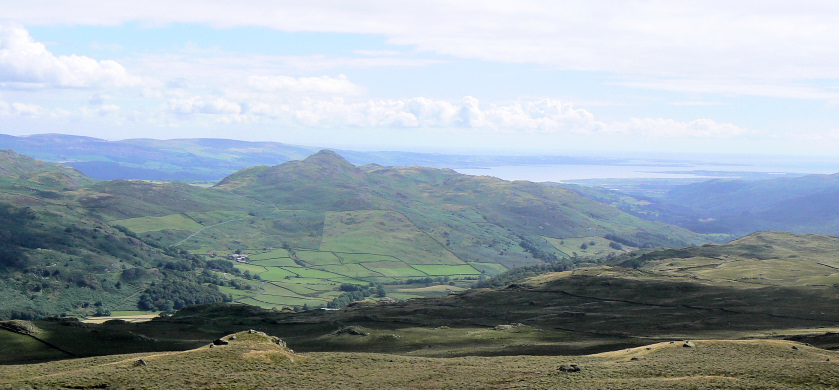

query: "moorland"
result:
(3, 142), (839, 388)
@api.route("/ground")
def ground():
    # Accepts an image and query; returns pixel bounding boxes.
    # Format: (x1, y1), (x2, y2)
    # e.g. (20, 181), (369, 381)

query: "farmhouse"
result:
(227, 254), (250, 263)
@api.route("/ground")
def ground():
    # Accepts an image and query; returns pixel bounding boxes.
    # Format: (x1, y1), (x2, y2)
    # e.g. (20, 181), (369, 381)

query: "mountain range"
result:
(0, 148), (703, 319)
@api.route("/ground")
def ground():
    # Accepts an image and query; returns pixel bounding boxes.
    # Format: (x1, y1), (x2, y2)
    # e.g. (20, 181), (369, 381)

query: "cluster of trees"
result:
(138, 279), (231, 312)
(518, 236), (560, 262)
(401, 276), (455, 286)
(474, 261), (573, 289)
(603, 233), (676, 249)
(326, 283), (387, 308)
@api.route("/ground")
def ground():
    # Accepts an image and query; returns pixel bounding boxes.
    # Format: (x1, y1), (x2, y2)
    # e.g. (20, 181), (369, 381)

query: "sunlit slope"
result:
(0, 151), (229, 319)
(6, 232), (839, 367)
(215, 150), (706, 266)
(320, 210), (464, 265)
(621, 231), (839, 287)
(1, 330), (836, 389)
(0, 149), (93, 189)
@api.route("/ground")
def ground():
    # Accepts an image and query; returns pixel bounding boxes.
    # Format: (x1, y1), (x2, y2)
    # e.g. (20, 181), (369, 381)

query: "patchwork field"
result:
(320, 210), (467, 265)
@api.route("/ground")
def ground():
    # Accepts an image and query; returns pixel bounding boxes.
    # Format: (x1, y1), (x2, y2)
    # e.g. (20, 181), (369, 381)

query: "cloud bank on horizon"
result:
(0, 1), (837, 155)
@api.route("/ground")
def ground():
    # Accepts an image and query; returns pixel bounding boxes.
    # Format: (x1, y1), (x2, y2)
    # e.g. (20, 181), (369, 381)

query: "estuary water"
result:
(452, 154), (839, 182)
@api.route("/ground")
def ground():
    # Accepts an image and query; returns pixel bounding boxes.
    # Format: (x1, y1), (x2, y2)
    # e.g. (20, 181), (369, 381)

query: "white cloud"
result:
(615, 79), (839, 101)
(0, 23), (140, 88)
(0, 101), (44, 116)
(81, 103), (119, 116)
(167, 96), (241, 115)
(162, 93), (743, 139)
(247, 74), (364, 95)
(5, 1), (839, 85)
(613, 118), (750, 138)
(276, 55), (446, 71)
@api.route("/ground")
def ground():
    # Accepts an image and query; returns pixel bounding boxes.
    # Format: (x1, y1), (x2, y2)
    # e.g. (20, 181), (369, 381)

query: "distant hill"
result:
(0, 134), (318, 181)
(212, 150), (705, 261)
(0, 133), (656, 182)
(0, 151), (251, 319)
(566, 173), (839, 236)
(90, 150), (706, 310)
(0, 149), (709, 319)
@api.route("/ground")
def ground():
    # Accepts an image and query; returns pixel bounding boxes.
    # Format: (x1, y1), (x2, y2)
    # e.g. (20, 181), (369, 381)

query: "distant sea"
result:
(452, 154), (839, 182)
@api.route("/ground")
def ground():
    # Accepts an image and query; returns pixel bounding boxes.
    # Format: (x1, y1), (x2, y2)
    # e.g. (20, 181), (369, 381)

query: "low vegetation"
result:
(0, 149), (710, 319)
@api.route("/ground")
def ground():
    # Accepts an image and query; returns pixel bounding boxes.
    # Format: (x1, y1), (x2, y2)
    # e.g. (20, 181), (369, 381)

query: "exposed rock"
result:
(683, 341), (695, 348)
(379, 297), (397, 304)
(0, 320), (41, 335)
(248, 329), (267, 335)
(335, 327), (369, 336)
(792, 345), (799, 350)
(494, 323), (526, 331)
(559, 364), (580, 372)
(213, 338), (230, 346)
(133, 359), (147, 367)
(209, 344), (216, 349)
(229, 335), (236, 340)
(271, 337), (287, 348)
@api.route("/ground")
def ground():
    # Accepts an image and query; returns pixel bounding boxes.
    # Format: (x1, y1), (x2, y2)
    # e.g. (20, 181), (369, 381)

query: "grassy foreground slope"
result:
(1, 331), (837, 389)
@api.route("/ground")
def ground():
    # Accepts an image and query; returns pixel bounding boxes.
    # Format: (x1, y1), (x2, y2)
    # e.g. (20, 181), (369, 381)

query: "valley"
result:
(3, 146), (839, 388)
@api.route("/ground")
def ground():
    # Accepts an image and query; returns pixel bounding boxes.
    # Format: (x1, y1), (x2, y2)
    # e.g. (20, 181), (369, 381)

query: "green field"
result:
(218, 285), (258, 299)
(339, 253), (402, 264)
(233, 263), (268, 275)
(250, 257), (297, 267)
(320, 210), (464, 265)
(270, 281), (323, 295)
(468, 262), (508, 276)
(258, 267), (298, 281)
(363, 261), (429, 277)
(249, 249), (293, 261)
(297, 250), (342, 265)
(319, 264), (382, 278)
(412, 264), (481, 276)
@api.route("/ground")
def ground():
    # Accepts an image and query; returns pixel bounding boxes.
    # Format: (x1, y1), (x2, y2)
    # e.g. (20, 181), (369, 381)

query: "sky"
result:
(1, 1), (839, 156)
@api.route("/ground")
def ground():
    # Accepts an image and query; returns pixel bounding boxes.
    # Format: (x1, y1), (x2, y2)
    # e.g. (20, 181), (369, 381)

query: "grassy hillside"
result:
(102, 150), (705, 310)
(1, 331), (836, 389)
(5, 232), (839, 364)
(214, 150), (704, 255)
(0, 149), (712, 318)
(0, 152), (244, 319)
